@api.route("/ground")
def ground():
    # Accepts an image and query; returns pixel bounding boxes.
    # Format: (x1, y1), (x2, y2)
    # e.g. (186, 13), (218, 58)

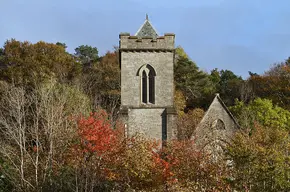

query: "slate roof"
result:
(135, 15), (159, 38)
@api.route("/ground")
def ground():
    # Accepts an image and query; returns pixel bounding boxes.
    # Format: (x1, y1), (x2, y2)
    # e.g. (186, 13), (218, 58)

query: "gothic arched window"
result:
(148, 70), (155, 103)
(142, 71), (147, 103)
(137, 64), (156, 104)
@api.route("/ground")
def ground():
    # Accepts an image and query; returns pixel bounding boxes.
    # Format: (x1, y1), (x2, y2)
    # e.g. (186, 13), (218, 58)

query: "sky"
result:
(1, 0), (290, 78)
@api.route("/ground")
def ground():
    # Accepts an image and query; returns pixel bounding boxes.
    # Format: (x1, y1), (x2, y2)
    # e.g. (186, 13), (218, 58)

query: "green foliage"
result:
(0, 47), (3, 60)
(175, 46), (189, 59)
(0, 37), (289, 191)
(230, 98), (290, 130)
(0, 157), (15, 192)
(174, 56), (214, 109)
(174, 49), (243, 109)
(74, 45), (99, 66)
(55, 42), (67, 49)
(227, 124), (290, 191)
(209, 69), (243, 106)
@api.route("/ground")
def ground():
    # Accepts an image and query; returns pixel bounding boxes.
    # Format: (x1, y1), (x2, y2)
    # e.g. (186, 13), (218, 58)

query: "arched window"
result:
(142, 71), (147, 103)
(148, 70), (155, 103)
(211, 119), (225, 130)
(137, 64), (156, 104)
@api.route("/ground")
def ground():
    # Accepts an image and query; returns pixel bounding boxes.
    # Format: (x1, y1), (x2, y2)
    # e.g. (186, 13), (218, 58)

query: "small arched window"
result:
(211, 119), (225, 130)
(142, 71), (147, 103)
(137, 64), (156, 104)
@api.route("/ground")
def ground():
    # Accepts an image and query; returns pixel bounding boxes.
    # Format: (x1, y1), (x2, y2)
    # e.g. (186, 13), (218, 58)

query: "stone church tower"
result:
(119, 16), (177, 140)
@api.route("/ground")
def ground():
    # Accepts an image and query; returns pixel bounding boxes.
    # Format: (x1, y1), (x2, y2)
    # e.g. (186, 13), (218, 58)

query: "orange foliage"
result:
(77, 110), (123, 155)
(249, 70), (290, 109)
(70, 109), (230, 191)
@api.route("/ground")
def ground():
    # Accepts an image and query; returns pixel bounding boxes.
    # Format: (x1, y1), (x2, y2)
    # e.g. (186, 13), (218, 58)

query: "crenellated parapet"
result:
(119, 33), (175, 52)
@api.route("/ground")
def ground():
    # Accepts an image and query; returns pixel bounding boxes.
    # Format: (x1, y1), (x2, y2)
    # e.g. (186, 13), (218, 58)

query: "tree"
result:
(209, 69), (243, 106)
(226, 124), (290, 191)
(81, 51), (120, 119)
(72, 110), (165, 191)
(248, 58), (290, 110)
(163, 140), (231, 191)
(72, 108), (125, 191)
(175, 46), (189, 65)
(0, 79), (90, 191)
(0, 39), (79, 86)
(176, 108), (205, 140)
(174, 56), (214, 109)
(230, 98), (290, 131)
(55, 42), (67, 49)
(74, 45), (99, 67)
(0, 48), (4, 60)
(174, 90), (187, 116)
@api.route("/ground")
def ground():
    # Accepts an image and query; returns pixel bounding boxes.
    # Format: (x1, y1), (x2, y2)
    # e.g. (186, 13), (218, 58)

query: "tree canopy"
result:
(0, 39), (289, 192)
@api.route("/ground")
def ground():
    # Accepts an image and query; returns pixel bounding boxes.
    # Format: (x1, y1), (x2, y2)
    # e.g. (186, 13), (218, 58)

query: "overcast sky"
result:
(1, 0), (290, 78)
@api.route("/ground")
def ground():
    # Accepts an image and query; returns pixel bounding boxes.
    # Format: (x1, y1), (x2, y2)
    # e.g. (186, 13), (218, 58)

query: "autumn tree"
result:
(161, 140), (231, 191)
(248, 58), (290, 109)
(72, 110), (166, 191)
(71, 108), (125, 191)
(174, 90), (187, 116)
(0, 39), (79, 86)
(55, 42), (67, 49)
(176, 108), (205, 140)
(0, 79), (90, 191)
(226, 124), (290, 191)
(81, 51), (120, 118)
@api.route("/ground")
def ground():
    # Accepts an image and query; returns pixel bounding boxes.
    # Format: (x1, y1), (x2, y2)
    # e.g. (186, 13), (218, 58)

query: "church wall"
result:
(121, 51), (174, 107)
(194, 97), (239, 147)
(127, 108), (166, 140)
(119, 22), (176, 140)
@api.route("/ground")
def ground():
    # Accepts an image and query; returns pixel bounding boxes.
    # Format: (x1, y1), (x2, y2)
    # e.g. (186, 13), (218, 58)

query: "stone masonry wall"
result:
(128, 108), (166, 140)
(119, 31), (176, 140)
(119, 33), (175, 50)
(194, 96), (239, 148)
(120, 51), (174, 107)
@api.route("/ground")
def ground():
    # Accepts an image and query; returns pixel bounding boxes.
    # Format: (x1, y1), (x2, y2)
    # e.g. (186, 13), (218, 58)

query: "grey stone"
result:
(119, 17), (238, 148)
(119, 17), (177, 140)
(194, 94), (239, 158)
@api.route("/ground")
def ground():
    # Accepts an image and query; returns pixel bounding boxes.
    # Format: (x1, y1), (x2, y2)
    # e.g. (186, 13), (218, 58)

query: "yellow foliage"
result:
(174, 90), (186, 117)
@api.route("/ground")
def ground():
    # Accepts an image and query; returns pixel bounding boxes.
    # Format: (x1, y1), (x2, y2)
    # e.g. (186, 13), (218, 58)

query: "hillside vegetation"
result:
(0, 40), (289, 191)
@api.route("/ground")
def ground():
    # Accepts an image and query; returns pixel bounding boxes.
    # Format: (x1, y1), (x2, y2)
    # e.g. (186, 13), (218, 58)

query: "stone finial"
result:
(146, 14), (149, 20)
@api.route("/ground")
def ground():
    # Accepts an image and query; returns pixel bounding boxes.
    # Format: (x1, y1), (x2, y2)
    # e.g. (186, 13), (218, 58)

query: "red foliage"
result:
(152, 151), (174, 181)
(77, 109), (124, 156)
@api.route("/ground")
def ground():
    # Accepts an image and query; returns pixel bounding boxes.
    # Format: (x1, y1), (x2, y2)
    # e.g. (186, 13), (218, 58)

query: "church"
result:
(119, 16), (239, 147)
